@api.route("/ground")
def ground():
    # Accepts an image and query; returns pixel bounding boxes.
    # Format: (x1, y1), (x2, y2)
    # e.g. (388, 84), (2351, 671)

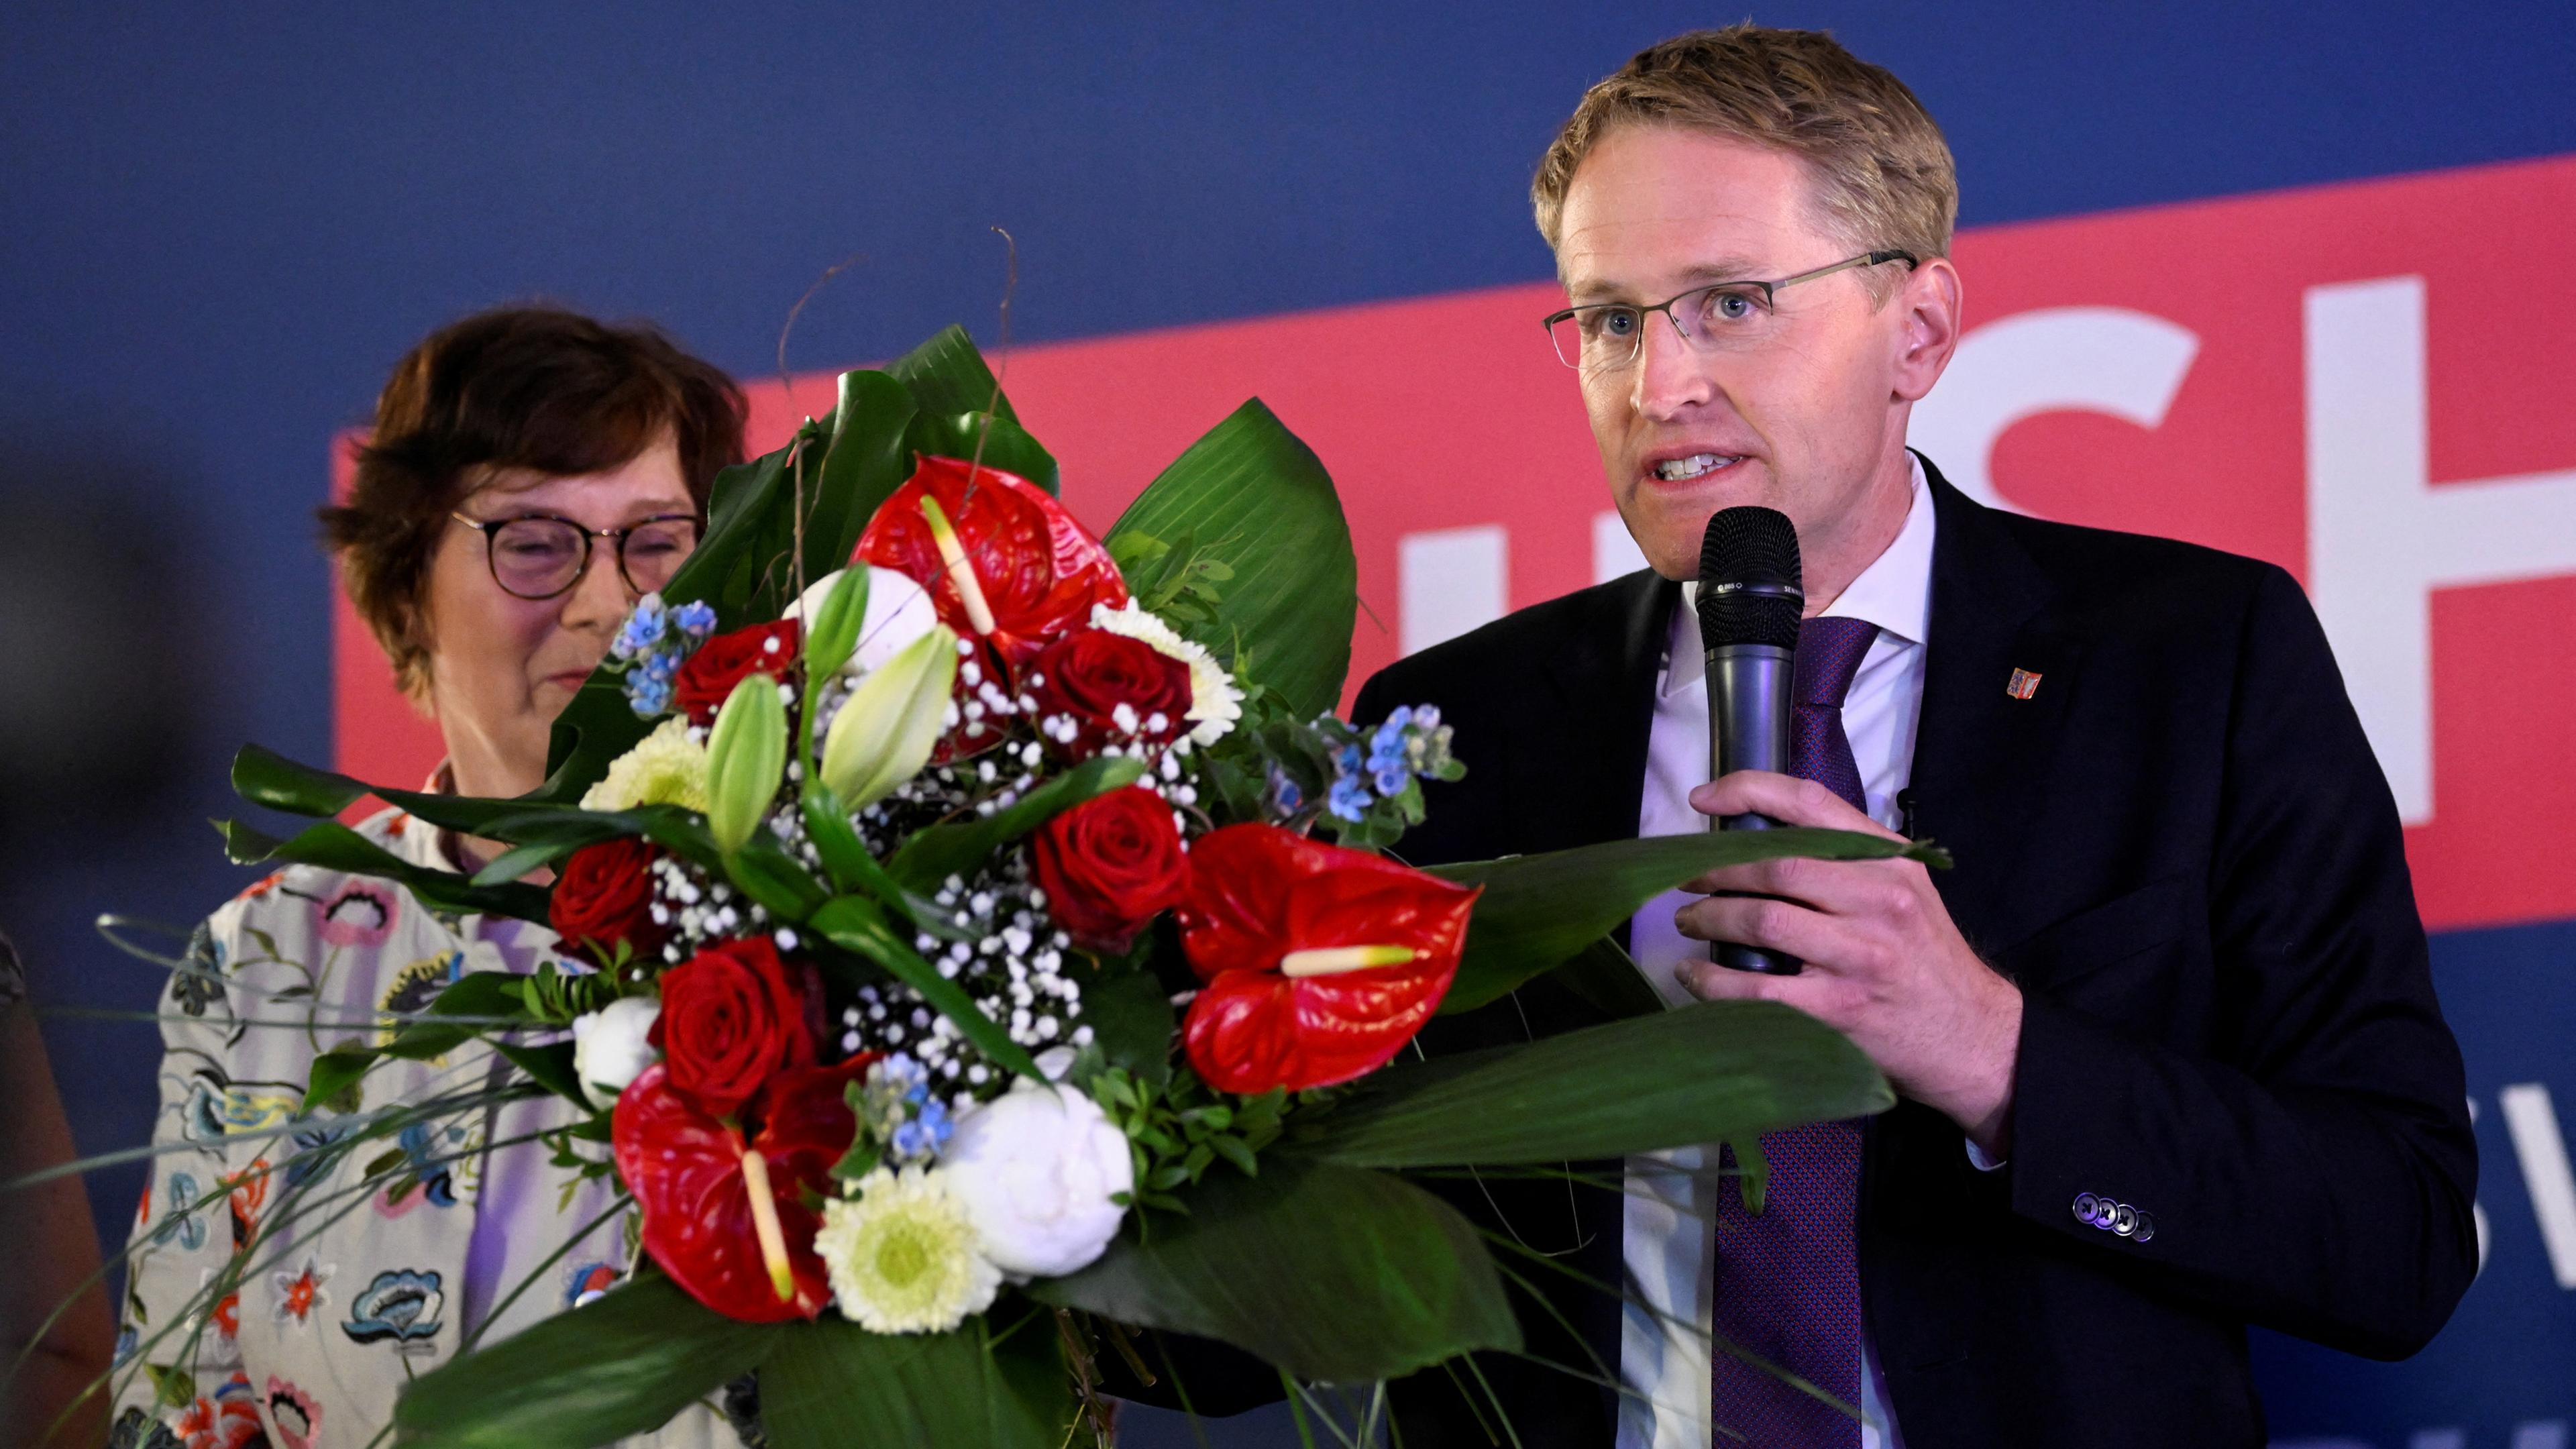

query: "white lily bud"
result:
(820, 623), (960, 809)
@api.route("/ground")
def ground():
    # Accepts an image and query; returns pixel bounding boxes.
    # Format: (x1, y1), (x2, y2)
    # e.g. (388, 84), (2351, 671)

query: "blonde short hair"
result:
(1532, 25), (1957, 273)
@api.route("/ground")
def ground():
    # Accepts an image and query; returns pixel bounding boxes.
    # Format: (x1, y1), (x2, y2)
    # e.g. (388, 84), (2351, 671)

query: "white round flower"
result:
(788, 566), (941, 676)
(941, 1077), (1134, 1280)
(1088, 600), (1243, 745)
(814, 1167), (1000, 1334)
(569, 996), (661, 1110)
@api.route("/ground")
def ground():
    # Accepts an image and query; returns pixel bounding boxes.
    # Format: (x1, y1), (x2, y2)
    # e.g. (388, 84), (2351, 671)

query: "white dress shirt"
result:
(1616, 456), (1935, 1449)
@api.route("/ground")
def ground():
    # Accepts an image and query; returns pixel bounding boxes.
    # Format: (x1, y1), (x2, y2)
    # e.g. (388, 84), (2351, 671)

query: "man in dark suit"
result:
(1350, 25), (2478, 1448)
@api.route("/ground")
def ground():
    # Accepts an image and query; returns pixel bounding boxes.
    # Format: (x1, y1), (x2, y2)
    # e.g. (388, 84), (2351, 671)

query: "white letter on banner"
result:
(1905, 306), (2201, 515)
(1399, 525), (1508, 657)
(2305, 276), (2576, 823)
(2498, 1082), (2576, 1290)
(1595, 511), (1650, 584)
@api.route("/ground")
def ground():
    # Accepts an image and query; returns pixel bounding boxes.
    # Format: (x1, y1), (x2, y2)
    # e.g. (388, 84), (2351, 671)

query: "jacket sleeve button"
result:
(2074, 1192), (2100, 1225)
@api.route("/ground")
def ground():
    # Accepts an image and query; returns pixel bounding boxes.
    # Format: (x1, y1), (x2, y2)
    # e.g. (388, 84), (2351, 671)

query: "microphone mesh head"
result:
(1696, 506), (1803, 650)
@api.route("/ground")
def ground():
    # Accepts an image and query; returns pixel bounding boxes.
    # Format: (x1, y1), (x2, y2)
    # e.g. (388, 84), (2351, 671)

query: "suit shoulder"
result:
(1990, 510), (2285, 623)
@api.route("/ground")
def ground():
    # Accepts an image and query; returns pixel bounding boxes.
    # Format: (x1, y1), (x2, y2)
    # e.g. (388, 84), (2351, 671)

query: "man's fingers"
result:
(1682, 852), (1911, 908)
(1677, 957), (1839, 1019)
(1675, 891), (1867, 966)
(1688, 770), (1897, 837)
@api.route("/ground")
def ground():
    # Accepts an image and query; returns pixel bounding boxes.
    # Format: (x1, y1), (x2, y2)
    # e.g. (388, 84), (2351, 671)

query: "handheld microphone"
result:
(1697, 506), (1804, 975)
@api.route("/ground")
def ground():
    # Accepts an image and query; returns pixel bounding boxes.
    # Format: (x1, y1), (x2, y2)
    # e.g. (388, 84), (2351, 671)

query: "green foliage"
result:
(757, 1307), (1077, 1449)
(142, 1362), (195, 1410)
(718, 829), (833, 923)
(1305, 1000), (1890, 1168)
(1108, 528), (1238, 631)
(883, 754), (1146, 894)
(305, 1041), (374, 1113)
(217, 818), (551, 923)
(519, 960), (628, 1028)
(1549, 934), (1666, 1020)
(1031, 1157), (1519, 1384)
(1088, 1066), (1286, 1214)
(1106, 399), (1356, 720)
(807, 894), (1042, 1081)
(391, 1275), (783, 1448)
(1432, 828), (1952, 1015)
(1064, 966), (1176, 1089)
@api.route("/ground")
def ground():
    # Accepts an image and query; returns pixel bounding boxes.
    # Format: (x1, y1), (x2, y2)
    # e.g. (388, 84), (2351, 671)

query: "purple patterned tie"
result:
(1709, 616), (1876, 1446)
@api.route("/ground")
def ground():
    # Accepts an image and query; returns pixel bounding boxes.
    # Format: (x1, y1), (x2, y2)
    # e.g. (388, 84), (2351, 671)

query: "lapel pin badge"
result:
(2006, 668), (2043, 700)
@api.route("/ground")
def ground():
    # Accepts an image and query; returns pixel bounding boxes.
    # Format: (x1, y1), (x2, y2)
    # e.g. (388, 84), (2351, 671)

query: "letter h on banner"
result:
(2306, 276), (2576, 824)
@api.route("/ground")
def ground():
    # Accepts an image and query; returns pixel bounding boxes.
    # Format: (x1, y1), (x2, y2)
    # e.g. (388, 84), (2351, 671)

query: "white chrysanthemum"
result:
(580, 716), (710, 812)
(1089, 600), (1243, 745)
(814, 1167), (1002, 1334)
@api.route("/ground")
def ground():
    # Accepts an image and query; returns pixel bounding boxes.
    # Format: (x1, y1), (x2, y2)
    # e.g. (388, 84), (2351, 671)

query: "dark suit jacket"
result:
(1346, 459), (2479, 1448)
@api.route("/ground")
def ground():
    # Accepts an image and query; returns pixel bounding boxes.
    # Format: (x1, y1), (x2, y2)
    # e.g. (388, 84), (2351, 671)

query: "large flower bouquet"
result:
(207, 328), (1931, 1446)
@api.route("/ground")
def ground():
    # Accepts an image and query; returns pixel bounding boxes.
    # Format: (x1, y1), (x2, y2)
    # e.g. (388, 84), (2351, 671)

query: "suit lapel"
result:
(1536, 568), (1676, 854)
(1907, 458), (2088, 954)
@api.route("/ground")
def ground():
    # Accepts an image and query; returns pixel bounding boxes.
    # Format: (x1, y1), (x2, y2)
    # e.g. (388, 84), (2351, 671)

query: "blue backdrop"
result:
(5, 5), (2571, 1444)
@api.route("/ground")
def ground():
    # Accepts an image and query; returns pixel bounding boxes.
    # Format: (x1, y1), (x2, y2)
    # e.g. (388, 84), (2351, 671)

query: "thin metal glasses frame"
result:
(1541, 249), (1919, 370)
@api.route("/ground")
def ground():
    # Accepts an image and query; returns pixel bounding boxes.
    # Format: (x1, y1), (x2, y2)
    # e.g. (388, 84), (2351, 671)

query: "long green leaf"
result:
(494, 1039), (588, 1108)
(885, 325), (1024, 429)
(1030, 1159), (1519, 1383)
(1305, 1001), (1890, 1169)
(1432, 828), (1951, 1015)
(809, 369), (920, 573)
(231, 741), (368, 816)
(913, 409), (1059, 495)
(759, 1308), (1074, 1449)
(806, 895), (1042, 1081)
(391, 1275), (783, 1448)
(1105, 399), (1354, 719)
(217, 818), (551, 923)
(883, 755), (1146, 894)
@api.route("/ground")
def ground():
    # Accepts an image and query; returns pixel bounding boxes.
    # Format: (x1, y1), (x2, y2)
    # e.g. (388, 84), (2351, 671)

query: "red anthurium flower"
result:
(854, 455), (1127, 675)
(611, 1054), (875, 1323)
(1177, 824), (1481, 1094)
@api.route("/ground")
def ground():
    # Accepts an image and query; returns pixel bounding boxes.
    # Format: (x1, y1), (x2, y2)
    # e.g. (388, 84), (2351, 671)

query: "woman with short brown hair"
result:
(113, 307), (752, 1448)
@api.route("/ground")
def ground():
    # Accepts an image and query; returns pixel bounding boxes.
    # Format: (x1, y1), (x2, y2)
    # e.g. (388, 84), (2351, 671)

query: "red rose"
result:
(1030, 784), (1191, 948)
(649, 937), (815, 1120)
(1027, 629), (1193, 756)
(547, 838), (665, 961)
(674, 619), (800, 724)
(1177, 824), (1480, 1093)
(853, 455), (1128, 674)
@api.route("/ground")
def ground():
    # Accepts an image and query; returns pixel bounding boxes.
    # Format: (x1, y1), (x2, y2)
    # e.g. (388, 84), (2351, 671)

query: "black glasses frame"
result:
(448, 510), (702, 600)
(1542, 249), (1920, 370)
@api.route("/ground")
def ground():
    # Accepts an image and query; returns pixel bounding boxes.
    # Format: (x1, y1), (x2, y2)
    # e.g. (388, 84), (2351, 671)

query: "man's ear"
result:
(1891, 256), (1964, 404)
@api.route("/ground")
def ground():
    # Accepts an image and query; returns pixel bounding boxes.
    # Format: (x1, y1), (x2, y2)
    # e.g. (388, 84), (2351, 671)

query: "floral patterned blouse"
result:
(112, 806), (739, 1449)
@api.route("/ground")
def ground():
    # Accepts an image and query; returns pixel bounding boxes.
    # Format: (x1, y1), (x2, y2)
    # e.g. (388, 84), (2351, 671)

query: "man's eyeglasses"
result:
(449, 511), (701, 600)
(1542, 250), (1919, 371)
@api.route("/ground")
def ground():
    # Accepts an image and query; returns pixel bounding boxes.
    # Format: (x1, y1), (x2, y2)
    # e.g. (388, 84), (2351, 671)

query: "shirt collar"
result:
(1662, 454), (1937, 699)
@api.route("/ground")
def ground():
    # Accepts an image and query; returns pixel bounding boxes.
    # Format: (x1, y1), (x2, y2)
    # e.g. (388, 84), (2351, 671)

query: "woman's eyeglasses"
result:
(448, 512), (701, 600)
